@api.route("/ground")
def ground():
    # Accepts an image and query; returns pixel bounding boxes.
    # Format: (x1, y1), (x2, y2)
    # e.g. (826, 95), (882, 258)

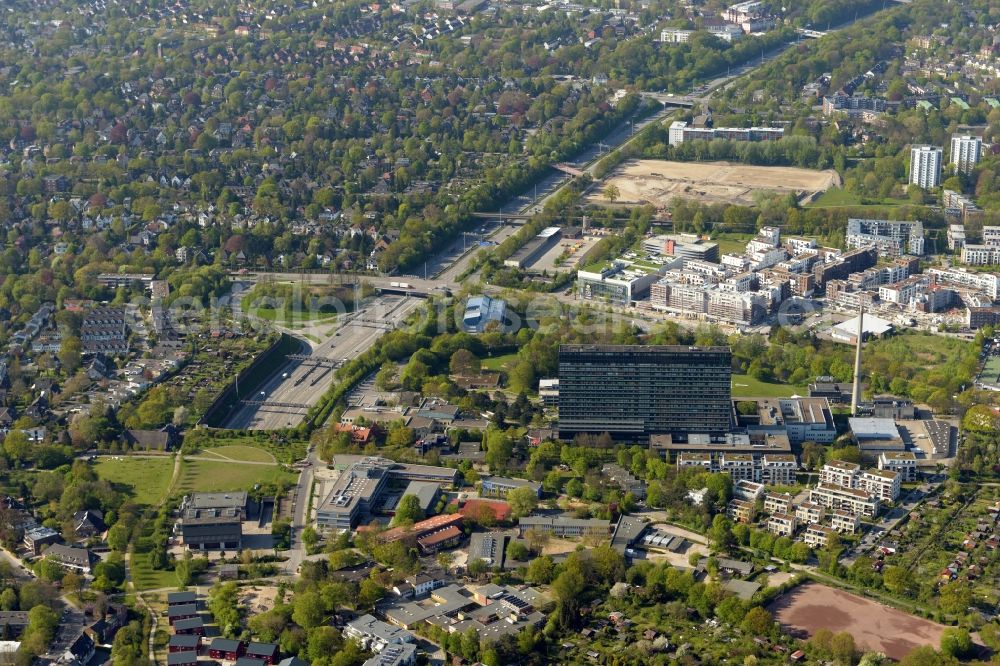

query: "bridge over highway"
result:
(240, 400), (310, 410)
(231, 271), (457, 294)
(285, 355), (343, 367)
(639, 92), (696, 107)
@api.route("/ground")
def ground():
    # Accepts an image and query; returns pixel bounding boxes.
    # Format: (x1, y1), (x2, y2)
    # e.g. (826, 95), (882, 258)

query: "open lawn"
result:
(131, 559), (181, 591)
(481, 353), (518, 371)
(712, 233), (754, 255)
(807, 187), (913, 209)
(199, 445), (276, 463)
(182, 430), (308, 464)
(175, 459), (296, 495)
(731, 374), (806, 398)
(94, 457), (174, 506)
(241, 298), (340, 325)
(808, 187), (860, 207)
(770, 582), (947, 660)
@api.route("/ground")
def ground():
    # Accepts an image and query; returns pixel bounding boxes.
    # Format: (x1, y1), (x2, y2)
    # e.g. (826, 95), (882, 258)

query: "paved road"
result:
(45, 603), (87, 661)
(0, 546), (33, 581)
(223, 295), (421, 429)
(841, 476), (943, 565)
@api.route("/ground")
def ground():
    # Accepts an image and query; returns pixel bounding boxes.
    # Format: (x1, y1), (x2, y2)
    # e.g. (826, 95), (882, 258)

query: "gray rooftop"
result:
(346, 614), (414, 644)
(849, 417), (902, 441)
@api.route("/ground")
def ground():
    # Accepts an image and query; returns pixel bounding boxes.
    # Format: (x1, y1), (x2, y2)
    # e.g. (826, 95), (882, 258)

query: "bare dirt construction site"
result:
(592, 159), (841, 207)
(769, 582), (946, 660)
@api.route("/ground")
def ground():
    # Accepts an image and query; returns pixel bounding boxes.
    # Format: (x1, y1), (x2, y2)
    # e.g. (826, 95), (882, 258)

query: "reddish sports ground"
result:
(769, 582), (946, 660)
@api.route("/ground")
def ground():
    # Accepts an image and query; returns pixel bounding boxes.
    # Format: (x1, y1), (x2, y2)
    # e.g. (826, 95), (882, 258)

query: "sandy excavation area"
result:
(593, 159), (841, 206)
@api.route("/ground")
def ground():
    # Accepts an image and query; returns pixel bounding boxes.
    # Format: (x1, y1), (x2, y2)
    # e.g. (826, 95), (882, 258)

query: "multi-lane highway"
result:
(223, 10), (887, 433)
(224, 294), (422, 429)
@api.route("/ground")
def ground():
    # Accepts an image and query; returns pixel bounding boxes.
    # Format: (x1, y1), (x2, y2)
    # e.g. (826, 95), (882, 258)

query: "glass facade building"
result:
(558, 344), (732, 440)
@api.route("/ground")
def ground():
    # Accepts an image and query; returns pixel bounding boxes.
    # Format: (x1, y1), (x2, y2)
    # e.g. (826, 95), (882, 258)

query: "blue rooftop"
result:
(463, 295), (507, 333)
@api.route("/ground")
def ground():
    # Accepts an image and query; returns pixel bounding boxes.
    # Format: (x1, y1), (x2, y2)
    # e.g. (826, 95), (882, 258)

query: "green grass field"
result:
(807, 188), (912, 209)
(131, 559), (181, 591)
(731, 374), (807, 398)
(94, 457), (174, 506)
(199, 445), (276, 463)
(981, 355), (1000, 387)
(481, 353), (518, 371)
(174, 459), (296, 495)
(808, 187), (860, 207)
(241, 295), (340, 325)
(182, 430), (308, 464)
(712, 233), (754, 255)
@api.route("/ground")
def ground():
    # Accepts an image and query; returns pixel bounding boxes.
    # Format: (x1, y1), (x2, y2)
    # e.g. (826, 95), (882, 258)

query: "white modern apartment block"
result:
(982, 226), (1000, 247)
(727, 499), (755, 523)
(928, 267), (1000, 299)
(947, 224), (966, 251)
(909, 145), (942, 189)
(819, 461), (860, 488)
(846, 219), (925, 257)
(719, 453), (755, 482)
(759, 454), (798, 485)
(961, 245), (1000, 266)
(667, 120), (783, 146)
(810, 483), (880, 518)
(878, 451), (917, 482)
(723, 0), (763, 23)
(857, 469), (901, 502)
(733, 479), (765, 501)
(950, 135), (983, 174)
(829, 509), (860, 534)
(795, 501), (825, 525)
(706, 22), (744, 42)
(767, 513), (797, 537)
(803, 524), (837, 548)
(660, 28), (693, 43)
(763, 492), (793, 515)
(676, 452), (712, 471)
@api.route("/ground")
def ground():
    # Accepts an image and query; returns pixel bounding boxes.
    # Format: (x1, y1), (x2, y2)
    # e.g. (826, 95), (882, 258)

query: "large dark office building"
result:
(558, 345), (732, 440)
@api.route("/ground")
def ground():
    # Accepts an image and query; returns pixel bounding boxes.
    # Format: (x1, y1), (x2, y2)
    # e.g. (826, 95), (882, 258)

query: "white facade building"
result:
(950, 135), (983, 174)
(909, 145), (942, 189)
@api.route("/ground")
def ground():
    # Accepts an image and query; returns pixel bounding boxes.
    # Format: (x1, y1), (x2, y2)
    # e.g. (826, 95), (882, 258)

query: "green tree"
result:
(301, 526), (319, 551)
(507, 486), (539, 518)
(830, 631), (857, 665)
(58, 335), (83, 374)
(551, 566), (585, 628)
(358, 578), (385, 610)
(392, 494), (424, 526)
(527, 555), (555, 585)
(307, 626), (341, 662)
(292, 590), (325, 629)
(106, 524), (130, 552)
(881, 565), (914, 596)
(3, 431), (30, 465)
(939, 628), (972, 659)
(709, 514), (735, 551)
(937, 581), (971, 616)
(740, 606), (772, 635)
(506, 540), (529, 562)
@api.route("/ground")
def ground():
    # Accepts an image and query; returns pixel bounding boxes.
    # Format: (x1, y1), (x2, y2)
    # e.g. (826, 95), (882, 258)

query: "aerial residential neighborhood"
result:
(0, 0), (999, 665)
